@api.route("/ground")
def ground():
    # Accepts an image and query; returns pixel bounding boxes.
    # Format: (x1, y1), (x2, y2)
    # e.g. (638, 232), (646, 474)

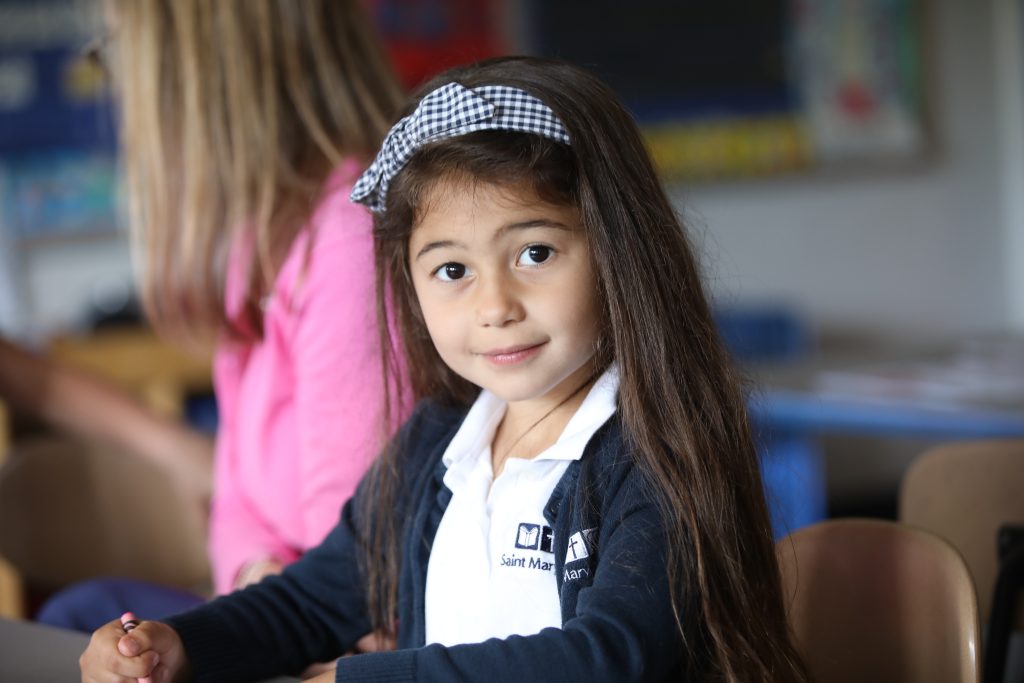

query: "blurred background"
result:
(1, 0), (1022, 529)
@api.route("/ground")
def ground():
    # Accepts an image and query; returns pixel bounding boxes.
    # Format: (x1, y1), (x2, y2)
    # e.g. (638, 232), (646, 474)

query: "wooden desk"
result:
(48, 327), (213, 419)
(0, 617), (299, 682)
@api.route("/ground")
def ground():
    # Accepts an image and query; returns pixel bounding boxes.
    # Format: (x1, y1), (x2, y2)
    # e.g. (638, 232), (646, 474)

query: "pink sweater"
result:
(209, 160), (386, 594)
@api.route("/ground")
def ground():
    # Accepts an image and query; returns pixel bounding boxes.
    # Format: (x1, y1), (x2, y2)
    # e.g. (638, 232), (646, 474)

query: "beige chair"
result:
(0, 401), (22, 619)
(900, 439), (1024, 682)
(777, 518), (981, 683)
(899, 439), (1024, 626)
(0, 328), (213, 618)
(0, 555), (24, 619)
(0, 436), (211, 617)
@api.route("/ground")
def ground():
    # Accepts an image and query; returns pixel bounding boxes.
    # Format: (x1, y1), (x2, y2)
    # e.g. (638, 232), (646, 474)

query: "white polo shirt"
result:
(424, 367), (619, 646)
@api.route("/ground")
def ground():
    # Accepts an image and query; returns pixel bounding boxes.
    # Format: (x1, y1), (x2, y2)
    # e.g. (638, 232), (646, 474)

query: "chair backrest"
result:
(777, 518), (981, 683)
(0, 555), (24, 619)
(0, 435), (210, 600)
(899, 439), (1024, 625)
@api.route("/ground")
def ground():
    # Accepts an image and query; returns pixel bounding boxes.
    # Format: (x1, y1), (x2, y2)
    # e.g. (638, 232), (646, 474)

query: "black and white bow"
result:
(350, 83), (571, 213)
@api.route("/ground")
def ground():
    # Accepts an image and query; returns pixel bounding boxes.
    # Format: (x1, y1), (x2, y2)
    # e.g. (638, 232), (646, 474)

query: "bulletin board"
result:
(370, 0), (929, 182)
(0, 0), (117, 243)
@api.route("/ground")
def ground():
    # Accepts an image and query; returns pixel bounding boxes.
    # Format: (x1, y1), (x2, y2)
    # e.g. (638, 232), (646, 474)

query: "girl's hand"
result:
(80, 618), (191, 683)
(300, 630), (395, 678)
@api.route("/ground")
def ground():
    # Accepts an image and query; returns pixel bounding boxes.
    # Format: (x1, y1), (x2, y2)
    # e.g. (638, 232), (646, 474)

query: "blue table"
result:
(747, 339), (1024, 537)
(750, 339), (1024, 438)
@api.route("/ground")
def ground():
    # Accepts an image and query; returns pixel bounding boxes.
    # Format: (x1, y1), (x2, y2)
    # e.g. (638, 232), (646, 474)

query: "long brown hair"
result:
(106, 0), (402, 339)
(364, 56), (806, 681)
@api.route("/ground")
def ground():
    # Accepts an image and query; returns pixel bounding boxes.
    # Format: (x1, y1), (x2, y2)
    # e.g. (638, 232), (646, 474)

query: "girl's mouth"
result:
(478, 342), (546, 366)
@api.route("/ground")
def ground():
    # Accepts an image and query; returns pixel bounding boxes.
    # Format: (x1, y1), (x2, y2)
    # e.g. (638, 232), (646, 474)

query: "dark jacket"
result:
(166, 399), (686, 682)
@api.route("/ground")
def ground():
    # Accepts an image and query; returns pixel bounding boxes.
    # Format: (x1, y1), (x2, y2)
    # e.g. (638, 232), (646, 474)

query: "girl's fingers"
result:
(80, 618), (160, 681)
(116, 619), (169, 657)
(122, 620), (188, 683)
(149, 661), (175, 683)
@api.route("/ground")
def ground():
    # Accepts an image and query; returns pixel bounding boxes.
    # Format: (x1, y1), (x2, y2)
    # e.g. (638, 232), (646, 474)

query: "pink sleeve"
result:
(207, 170), (395, 594)
(207, 255), (302, 594)
(209, 407), (299, 594)
(288, 219), (385, 550)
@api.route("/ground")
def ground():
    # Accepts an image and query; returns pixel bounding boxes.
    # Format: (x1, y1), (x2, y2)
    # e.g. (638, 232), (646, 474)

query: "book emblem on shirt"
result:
(515, 523), (554, 552)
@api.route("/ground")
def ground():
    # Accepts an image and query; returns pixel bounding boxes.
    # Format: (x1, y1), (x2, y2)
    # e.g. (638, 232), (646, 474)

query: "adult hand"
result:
(233, 557), (285, 590)
(80, 618), (191, 683)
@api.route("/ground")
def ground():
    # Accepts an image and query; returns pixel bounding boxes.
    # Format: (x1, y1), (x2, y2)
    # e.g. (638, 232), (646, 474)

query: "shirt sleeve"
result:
(164, 402), (438, 682)
(167, 480), (375, 680)
(207, 196), (388, 595)
(289, 212), (386, 551)
(208, 422), (301, 593)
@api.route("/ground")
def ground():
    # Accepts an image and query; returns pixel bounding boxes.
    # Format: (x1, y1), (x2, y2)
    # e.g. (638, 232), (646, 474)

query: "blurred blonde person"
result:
(10, 0), (405, 636)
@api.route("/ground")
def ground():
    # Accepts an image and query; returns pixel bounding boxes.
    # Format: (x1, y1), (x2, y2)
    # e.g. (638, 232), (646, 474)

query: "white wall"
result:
(673, 0), (1011, 345)
(996, 0), (1024, 330)
(23, 236), (134, 336)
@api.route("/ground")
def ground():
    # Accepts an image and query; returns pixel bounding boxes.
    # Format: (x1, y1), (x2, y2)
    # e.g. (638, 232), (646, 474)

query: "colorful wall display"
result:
(0, 0), (117, 242)
(371, 0), (928, 181)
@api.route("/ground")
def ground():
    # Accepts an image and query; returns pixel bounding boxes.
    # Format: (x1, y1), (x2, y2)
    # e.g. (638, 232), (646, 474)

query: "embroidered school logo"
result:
(563, 527), (597, 582)
(565, 528), (596, 563)
(515, 523), (554, 552)
(501, 522), (556, 572)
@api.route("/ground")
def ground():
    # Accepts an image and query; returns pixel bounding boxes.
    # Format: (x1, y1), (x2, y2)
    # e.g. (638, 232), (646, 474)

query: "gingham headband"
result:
(350, 83), (571, 213)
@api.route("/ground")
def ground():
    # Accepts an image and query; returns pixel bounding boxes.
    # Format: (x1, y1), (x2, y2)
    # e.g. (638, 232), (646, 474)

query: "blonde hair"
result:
(107, 0), (402, 339)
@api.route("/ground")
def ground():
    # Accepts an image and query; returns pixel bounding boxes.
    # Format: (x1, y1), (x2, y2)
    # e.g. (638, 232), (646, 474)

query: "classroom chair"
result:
(0, 409), (22, 619)
(777, 518), (981, 683)
(0, 435), (210, 618)
(899, 439), (1024, 683)
(0, 555), (24, 619)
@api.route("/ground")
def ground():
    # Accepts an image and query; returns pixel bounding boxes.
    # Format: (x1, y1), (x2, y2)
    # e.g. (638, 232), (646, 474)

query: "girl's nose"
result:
(475, 275), (524, 327)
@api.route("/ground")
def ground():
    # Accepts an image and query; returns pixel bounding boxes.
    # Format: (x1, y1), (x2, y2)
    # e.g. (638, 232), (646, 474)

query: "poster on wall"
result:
(790, 0), (926, 164)
(371, 0), (928, 182)
(0, 0), (117, 242)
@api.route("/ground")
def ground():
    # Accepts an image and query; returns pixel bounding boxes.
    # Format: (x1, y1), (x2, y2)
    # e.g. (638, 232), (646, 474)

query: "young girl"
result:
(80, 56), (807, 682)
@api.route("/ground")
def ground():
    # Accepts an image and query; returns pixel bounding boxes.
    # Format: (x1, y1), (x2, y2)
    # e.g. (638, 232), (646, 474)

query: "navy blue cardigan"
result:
(166, 399), (687, 681)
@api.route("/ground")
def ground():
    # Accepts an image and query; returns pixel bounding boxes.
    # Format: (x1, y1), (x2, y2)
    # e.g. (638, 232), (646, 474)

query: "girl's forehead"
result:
(409, 178), (585, 241)
(413, 175), (573, 228)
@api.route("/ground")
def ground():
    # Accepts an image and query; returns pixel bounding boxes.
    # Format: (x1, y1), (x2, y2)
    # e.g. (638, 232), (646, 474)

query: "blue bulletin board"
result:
(0, 0), (930, 243)
(0, 0), (118, 242)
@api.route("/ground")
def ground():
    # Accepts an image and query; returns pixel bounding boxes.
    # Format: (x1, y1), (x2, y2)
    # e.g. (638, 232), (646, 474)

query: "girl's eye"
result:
(517, 245), (553, 267)
(434, 262), (467, 282)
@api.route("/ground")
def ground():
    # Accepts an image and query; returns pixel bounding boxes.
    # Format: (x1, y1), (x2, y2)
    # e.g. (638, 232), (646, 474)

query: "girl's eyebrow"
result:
(497, 219), (574, 236)
(414, 239), (461, 261)
(413, 218), (574, 262)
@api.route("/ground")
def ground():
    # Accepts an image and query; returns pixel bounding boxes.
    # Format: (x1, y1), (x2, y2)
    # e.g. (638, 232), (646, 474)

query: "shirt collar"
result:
(441, 365), (620, 468)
